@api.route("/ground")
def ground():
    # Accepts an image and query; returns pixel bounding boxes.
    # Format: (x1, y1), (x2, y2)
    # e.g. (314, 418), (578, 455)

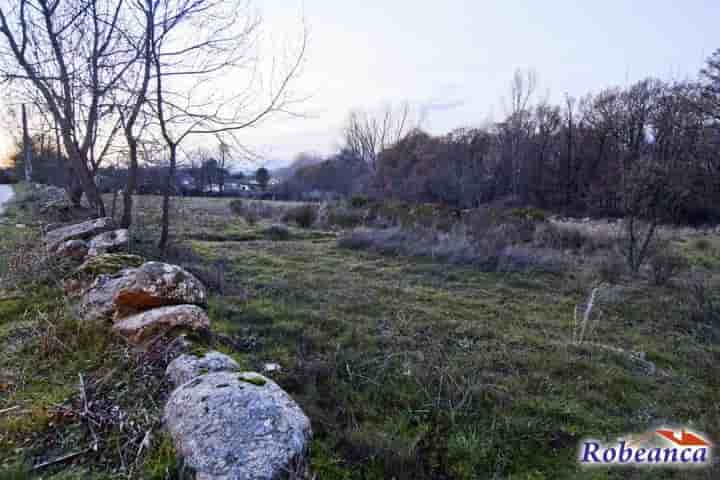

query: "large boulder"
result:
(164, 372), (312, 480)
(44, 217), (116, 251)
(66, 254), (145, 299)
(78, 262), (207, 321)
(78, 273), (134, 321)
(166, 351), (240, 387)
(88, 229), (129, 257)
(113, 262), (207, 317)
(113, 305), (210, 345)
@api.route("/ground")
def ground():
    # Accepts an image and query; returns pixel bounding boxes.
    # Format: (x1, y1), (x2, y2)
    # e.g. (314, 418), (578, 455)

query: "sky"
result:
(1, 0), (718, 169)
(241, 0), (719, 167)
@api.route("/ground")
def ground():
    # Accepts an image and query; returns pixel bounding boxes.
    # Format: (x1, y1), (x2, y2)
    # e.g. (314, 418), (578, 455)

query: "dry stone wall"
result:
(41, 215), (312, 480)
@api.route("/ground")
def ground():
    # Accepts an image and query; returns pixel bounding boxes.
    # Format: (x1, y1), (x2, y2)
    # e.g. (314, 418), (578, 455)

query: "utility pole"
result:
(22, 104), (32, 183)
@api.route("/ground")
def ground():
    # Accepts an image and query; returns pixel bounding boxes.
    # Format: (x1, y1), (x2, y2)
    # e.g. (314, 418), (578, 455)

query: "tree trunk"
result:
(121, 138), (139, 228)
(22, 105), (32, 182)
(60, 128), (105, 216)
(159, 144), (178, 253)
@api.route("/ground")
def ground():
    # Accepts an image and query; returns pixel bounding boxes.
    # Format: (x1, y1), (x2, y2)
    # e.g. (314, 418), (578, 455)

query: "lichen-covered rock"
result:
(88, 229), (129, 257)
(66, 254), (144, 299)
(113, 305), (210, 345)
(113, 262), (207, 317)
(164, 372), (312, 480)
(56, 239), (89, 260)
(78, 273), (134, 321)
(78, 261), (206, 321)
(76, 254), (145, 279)
(44, 217), (116, 251)
(166, 351), (240, 387)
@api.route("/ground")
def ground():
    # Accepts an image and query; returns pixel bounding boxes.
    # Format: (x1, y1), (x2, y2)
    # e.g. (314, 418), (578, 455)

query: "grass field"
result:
(1, 189), (719, 479)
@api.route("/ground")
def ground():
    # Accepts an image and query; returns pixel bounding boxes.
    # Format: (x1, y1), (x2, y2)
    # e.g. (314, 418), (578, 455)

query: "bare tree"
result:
(150, 0), (306, 251)
(117, 0), (156, 228)
(700, 48), (720, 121)
(343, 102), (416, 173)
(499, 68), (537, 198)
(621, 160), (679, 273)
(21, 103), (31, 181)
(0, 0), (137, 215)
(217, 135), (231, 194)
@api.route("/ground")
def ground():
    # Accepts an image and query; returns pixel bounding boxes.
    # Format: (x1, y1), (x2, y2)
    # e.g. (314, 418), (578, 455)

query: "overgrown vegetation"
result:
(2, 187), (720, 478)
(117, 193), (720, 478)
(0, 188), (182, 479)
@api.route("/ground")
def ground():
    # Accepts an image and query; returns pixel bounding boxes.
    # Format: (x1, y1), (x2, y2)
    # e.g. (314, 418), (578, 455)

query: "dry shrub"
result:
(534, 221), (619, 253)
(2, 233), (72, 288)
(263, 223), (291, 241)
(228, 199), (244, 216)
(349, 195), (370, 208)
(686, 279), (720, 326)
(648, 247), (688, 286)
(338, 226), (565, 273)
(465, 207), (537, 244)
(326, 205), (365, 229)
(693, 237), (712, 251)
(283, 204), (318, 229)
(495, 246), (565, 274)
(229, 199), (284, 225)
(591, 251), (626, 283)
(534, 223), (585, 250)
(337, 228), (376, 251)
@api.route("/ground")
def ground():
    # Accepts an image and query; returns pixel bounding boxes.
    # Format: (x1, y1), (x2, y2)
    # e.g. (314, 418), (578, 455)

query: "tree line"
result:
(285, 53), (720, 225)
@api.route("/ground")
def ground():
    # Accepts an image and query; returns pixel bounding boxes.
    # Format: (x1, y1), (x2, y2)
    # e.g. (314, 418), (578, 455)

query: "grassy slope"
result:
(196, 240), (719, 480)
(150, 196), (719, 479)
(1, 191), (718, 479)
(0, 187), (179, 479)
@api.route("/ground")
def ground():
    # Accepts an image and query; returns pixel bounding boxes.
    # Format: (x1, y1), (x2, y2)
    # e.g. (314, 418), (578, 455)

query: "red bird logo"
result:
(655, 429), (712, 447)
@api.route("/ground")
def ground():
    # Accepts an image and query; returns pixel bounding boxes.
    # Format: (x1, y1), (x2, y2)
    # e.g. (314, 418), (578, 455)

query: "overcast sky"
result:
(1, 0), (717, 169)
(238, 0), (718, 168)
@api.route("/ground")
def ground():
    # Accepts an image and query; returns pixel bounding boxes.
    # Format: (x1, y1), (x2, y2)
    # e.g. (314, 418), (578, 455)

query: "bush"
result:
(534, 222), (619, 253)
(495, 246), (565, 274)
(262, 223), (291, 241)
(244, 210), (259, 226)
(229, 199), (244, 216)
(693, 237), (711, 251)
(337, 228), (376, 250)
(338, 225), (564, 273)
(349, 195), (370, 208)
(686, 279), (720, 330)
(283, 204), (318, 228)
(534, 223), (584, 250)
(228, 199), (284, 225)
(649, 248), (688, 285)
(593, 252), (626, 283)
(327, 206), (365, 229)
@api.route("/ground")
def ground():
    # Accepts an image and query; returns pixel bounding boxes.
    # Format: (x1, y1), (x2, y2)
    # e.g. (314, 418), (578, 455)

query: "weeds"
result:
(339, 225), (564, 274)
(648, 247), (688, 285)
(572, 286), (603, 345)
(592, 251), (626, 283)
(4, 190), (720, 479)
(686, 279), (720, 328)
(283, 204), (318, 229)
(229, 198), (286, 226)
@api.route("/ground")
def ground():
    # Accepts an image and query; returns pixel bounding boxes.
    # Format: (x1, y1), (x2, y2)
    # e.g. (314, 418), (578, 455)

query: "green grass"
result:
(2, 191), (719, 479)
(677, 236), (720, 270)
(0, 187), (170, 479)
(122, 196), (719, 479)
